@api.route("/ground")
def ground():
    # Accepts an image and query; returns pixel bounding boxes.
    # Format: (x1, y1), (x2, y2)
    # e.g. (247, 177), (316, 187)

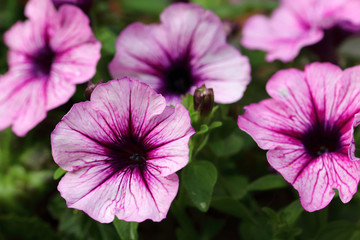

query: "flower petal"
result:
(58, 164), (179, 223)
(50, 5), (96, 52)
(241, 7), (323, 62)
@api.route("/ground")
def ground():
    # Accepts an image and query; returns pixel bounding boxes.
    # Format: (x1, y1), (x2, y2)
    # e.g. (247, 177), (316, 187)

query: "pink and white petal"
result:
(293, 155), (335, 212)
(115, 171), (179, 222)
(291, 153), (360, 211)
(25, 0), (57, 23)
(303, 63), (359, 126)
(238, 99), (306, 150)
(160, 3), (225, 60)
(241, 8), (323, 62)
(348, 113), (360, 161)
(10, 77), (47, 136)
(52, 41), (101, 84)
(266, 68), (314, 125)
(90, 79), (167, 139)
(267, 147), (309, 184)
(109, 23), (171, 80)
(51, 101), (122, 171)
(45, 71), (76, 110)
(193, 45), (250, 103)
(4, 21), (46, 56)
(59, 166), (179, 223)
(331, 153), (360, 203)
(145, 104), (194, 176)
(50, 5), (95, 52)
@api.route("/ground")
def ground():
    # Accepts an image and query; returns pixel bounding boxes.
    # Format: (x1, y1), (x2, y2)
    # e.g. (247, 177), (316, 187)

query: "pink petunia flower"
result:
(109, 3), (251, 105)
(0, 0), (101, 136)
(238, 62), (360, 211)
(241, 0), (360, 62)
(51, 77), (195, 223)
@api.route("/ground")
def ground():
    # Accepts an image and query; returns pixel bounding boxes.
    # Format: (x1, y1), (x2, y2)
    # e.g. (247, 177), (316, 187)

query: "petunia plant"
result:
(2, 0), (360, 239)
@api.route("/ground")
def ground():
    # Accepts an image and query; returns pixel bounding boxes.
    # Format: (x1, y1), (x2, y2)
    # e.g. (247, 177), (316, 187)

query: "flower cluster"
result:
(238, 62), (360, 211)
(3, 0), (360, 231)
(0, 0), (101, 136)
(241, 0), (360, 62)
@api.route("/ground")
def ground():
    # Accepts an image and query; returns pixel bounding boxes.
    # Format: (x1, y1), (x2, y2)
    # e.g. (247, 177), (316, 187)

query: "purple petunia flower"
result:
(241, 0), (360, 62)
(0, 0), (101, 136)
(238, 62), (360, 211)
(109, 3), (250, 105)
(51, 77), (195, 223)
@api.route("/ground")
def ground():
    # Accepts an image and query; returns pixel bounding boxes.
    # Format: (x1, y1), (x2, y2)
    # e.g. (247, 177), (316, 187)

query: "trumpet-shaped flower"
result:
(51, 78), (195, 223)
(238, 62), (360, 211)
(0, 0), (101, 136)
(109, 3), (250, 105)
(241, 0), (360, 62)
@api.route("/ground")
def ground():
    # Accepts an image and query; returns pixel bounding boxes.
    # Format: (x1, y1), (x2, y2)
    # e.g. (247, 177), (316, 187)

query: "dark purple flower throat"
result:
(164, 58), (194, 94)
(301, 122), (341, 157)
(32, 45), (56, 76)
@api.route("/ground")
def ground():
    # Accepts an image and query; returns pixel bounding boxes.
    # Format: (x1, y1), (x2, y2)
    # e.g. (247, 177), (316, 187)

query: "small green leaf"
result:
(282, 201), (303, 226)
(182, 161), (217, 212)
(209, 130), (243, 157)
(222, 175), (248, 200)
(248, 174), (288, 191)
(315, 221), (358, 240)
(53, 167), (67, 180)
(353, 125), (360, 158)
(196, 124), (209, 135)
(113, 218), (139, 240)
(208, 121), (222, 130)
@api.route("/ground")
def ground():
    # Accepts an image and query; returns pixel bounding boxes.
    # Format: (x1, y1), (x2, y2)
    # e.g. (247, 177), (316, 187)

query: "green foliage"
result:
(113, 218), (139, 240)
(182, 161), (218, 212)
(248, 174), (288, 191)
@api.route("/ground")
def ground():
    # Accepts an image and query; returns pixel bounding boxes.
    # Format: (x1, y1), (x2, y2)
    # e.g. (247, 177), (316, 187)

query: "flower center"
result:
(109, 136), (148, 171)
(165, 61), (193, 94)
(32, 45), (56, 76)
(301, 123), (341, 157)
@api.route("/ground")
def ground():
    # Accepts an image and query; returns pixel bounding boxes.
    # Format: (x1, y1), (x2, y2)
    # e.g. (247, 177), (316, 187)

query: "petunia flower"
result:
(0, 0), (101, 136)
(241, 0), (360, 62)
(51, 77), (195, 223)
(238, 62), (360, 211)
(109, 3), (250, 105)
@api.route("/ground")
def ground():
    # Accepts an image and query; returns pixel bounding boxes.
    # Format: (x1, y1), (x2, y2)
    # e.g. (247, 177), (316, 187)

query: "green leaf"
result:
(196, 124), (209, 135)
(113, 218), (139, 240)
(222, 175), (248, 200)
(182, 161), (217, 212)
(208, 121), (222, 130)
(209, 130), (243, 157)
(315, 221), (358, 240)
(353, 124), (360, 158)
(53, 167), (67, 180)
(281, 201), (303, 226)
(211, 197), (257, 224)
(248, 174), (287, 191)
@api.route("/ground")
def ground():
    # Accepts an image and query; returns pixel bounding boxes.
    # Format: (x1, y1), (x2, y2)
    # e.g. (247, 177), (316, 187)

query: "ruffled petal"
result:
(193, 45), (250, 103)
(241, 7), (323, 62)
(50, 5), (97, 52)
(52, 41), (101, 84)
(58, 165), (178, 223)
(238, 99), (304, 150)
(109, 23), (171, 90)
(144, 104), (194, 176)
(0, 71), (47, 136)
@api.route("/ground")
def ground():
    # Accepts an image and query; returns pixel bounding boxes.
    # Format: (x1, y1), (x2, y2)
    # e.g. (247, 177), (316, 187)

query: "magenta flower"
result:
(238, 62), (360, 211)
(0, 0), (101, 136)
(109, 3), (250, 105)
(51, 78), (195, 223)
(241, 0), (360, 62)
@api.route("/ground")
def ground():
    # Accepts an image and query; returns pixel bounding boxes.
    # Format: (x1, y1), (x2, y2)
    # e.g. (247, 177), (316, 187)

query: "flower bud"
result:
(85, 80), (103, 100)
(194, 84), (214, 116)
